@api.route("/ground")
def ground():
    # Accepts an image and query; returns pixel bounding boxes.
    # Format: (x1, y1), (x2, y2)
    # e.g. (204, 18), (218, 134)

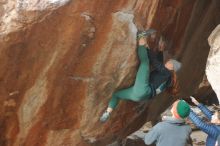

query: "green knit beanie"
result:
(177, 100), (190, 118)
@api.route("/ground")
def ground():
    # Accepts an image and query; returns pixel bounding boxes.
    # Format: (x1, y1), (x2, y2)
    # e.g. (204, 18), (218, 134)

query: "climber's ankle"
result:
(107, 107), (113, 113)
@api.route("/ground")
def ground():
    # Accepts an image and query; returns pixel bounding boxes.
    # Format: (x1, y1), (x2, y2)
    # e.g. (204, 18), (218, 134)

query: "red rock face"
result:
(0, 0), (219, 146)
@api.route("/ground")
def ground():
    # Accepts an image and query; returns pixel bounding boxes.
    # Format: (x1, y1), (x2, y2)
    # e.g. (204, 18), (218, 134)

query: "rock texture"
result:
(206, 25), (220, 104)
(0, 0), (220, 146)
(178, 0), (220, 97)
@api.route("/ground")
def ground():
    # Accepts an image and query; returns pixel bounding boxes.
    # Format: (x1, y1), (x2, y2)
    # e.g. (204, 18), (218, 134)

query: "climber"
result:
(100, 29), (182, 122)
(144, 100), (191, 146)
(188, 96), (220, 146)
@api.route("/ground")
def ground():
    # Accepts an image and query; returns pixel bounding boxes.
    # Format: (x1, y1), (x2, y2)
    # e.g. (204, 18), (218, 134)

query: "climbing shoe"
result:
(100, 111), (110, 122)
(137, 29), (156, 39)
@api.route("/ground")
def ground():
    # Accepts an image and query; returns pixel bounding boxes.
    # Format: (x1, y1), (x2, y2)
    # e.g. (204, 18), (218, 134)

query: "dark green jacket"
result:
(148, 50), (172, 96)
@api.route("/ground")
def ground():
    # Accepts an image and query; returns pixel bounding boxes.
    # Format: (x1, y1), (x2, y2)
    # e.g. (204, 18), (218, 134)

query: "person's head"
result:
(165, 59), (181, 96)
(171, 100), (190, 119)
(165, 60), (174, 71)
(165, 59), (181, 72)
(211, 110), (220, 124)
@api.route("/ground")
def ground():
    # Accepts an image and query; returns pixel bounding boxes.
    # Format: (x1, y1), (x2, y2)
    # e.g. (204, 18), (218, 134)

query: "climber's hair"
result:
(166, 70), (180, 96)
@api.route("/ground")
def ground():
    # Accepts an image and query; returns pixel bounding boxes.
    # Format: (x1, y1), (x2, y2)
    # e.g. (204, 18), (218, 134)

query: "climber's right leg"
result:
(100, 87), (134, 122)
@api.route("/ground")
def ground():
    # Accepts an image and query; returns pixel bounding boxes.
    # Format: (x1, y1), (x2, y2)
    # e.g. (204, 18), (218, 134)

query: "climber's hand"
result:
(139, 37), (146, 46)
(190, 96), (199, 106)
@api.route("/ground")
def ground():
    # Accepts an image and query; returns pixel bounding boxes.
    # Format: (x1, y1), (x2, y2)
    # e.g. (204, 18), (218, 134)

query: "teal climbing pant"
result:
(108, 45), (152, 109)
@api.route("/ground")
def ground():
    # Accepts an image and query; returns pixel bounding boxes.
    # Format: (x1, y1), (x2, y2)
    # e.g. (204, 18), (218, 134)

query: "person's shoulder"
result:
(152, 121), (165, 128)
(157, 121), (167, 125)
(154, 121), (169, 129)
(182, 123), (192, 133)
(186, 124), (192, 129)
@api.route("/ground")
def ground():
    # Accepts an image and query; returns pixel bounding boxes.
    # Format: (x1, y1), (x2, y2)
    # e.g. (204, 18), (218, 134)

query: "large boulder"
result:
(206, 25), (220, 104)
(0, 0), (219, 146)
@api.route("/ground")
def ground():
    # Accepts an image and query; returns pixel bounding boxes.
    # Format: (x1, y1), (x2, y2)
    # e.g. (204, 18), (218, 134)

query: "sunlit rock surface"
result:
(206, 25), (220, 104)
(0, 0), (220, 146)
